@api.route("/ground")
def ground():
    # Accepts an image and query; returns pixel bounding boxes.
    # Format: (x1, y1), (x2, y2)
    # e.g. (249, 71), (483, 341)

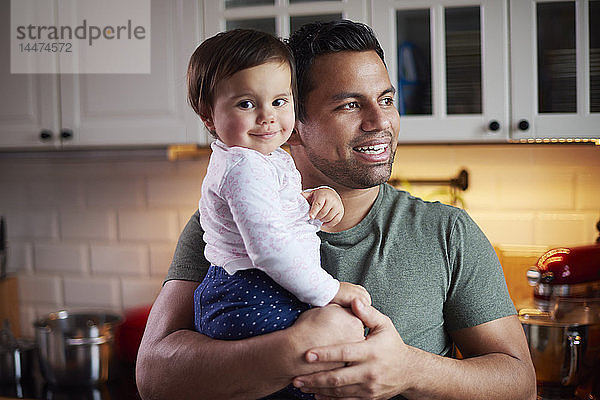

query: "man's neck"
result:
(322, 185), (380, 233)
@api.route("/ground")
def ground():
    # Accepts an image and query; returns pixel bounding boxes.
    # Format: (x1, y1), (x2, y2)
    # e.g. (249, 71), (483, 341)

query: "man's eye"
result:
(273, 98), (288, 107)
(238, 100), (254, 109)
(380, 97), (395, 106)
(340, 102), (359, 110)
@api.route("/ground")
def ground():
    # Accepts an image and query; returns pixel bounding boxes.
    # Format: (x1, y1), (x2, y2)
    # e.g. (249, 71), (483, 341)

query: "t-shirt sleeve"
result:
(163, 210), (210, 284)
(443, 210), (516, 331)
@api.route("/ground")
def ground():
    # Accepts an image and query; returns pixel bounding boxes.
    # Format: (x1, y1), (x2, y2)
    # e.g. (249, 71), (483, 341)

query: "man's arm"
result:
(135, 280), (366, 400)
(292, 300), (536, 400)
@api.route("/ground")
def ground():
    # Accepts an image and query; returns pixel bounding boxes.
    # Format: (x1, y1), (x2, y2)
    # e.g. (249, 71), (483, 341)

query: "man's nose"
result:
(360, 104), (392, 133)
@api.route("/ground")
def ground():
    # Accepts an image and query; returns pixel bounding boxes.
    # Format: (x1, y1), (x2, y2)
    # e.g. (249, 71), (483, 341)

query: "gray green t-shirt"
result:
(166, 183), (515, 392)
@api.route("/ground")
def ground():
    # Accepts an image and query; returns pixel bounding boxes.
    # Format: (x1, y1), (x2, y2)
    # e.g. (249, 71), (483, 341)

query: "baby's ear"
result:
(200, 113), (215, 133)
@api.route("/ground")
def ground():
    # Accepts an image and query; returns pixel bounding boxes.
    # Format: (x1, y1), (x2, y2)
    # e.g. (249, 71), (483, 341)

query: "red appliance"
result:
(114, 305), (152, 364)
(521, 244), (600, 400)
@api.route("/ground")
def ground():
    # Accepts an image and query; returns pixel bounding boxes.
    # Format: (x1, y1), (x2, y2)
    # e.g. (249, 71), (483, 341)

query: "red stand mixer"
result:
(520, 244), (600, 399)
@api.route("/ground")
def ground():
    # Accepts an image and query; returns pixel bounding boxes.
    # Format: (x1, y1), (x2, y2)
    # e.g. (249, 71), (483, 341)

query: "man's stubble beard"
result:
(306, 147), (397, 190)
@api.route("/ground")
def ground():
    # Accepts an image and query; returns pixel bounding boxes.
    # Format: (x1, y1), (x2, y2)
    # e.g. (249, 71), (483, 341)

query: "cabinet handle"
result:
(518, 120), (530, 131)
(61, 129), (73, 140)
(488, 120), (500, 131)
(39, 130), (53, 141)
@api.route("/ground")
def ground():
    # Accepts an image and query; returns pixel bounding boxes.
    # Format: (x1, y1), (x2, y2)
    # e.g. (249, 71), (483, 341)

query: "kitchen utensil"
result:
(34, 310), (122, 386)
(0, 320), (35, 382)
(520, 244), (600, 399)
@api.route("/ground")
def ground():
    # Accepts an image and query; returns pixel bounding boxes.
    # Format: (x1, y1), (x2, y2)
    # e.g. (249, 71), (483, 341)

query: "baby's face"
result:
(203, 61), (295, 156)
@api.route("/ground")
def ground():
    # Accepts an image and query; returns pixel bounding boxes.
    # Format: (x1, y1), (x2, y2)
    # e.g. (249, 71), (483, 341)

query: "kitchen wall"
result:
(1, 143), (598, 337)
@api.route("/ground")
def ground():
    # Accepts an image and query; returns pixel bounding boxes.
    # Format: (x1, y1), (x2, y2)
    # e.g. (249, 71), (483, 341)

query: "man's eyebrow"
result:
(331, 87), (397, 102)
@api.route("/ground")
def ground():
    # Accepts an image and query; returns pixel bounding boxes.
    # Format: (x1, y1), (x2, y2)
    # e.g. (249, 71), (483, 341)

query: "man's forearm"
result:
(402, 346), (536, 400)
(136, 280), (303, 399)
(137, 327), (296, 399)
(136, 281), (364, 400)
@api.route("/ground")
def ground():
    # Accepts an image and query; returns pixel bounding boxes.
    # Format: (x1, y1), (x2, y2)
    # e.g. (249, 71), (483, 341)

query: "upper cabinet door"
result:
(0, 0), (61, 149)
(60, 0), (205, 147)
(510, 0), (600, 141)
(203, 0), (368, 38)
(372, 0), (510, 143)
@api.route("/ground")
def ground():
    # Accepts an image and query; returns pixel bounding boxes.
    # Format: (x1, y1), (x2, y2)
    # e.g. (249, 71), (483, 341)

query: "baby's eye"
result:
(272, 98), (288, 107)
(237, 100), (255, 109)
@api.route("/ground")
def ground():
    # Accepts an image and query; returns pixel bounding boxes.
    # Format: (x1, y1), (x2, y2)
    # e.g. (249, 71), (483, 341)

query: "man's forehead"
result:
(309, 50), (392, 95)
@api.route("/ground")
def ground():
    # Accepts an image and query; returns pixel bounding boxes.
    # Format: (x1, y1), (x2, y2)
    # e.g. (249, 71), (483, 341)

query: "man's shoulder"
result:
(380, 183), (463, 217)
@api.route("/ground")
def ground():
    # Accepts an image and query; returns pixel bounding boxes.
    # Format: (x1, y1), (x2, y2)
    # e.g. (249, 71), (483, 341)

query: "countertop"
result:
(0, 361), (140, 400)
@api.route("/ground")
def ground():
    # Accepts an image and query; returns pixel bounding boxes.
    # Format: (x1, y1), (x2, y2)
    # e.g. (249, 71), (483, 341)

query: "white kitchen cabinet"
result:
(203, 0), (368, 39)
(372, 0), (510, 143)
(0, 0), (61, 149)
(510, 0), (600, 141)
(0, 0), (208, 150)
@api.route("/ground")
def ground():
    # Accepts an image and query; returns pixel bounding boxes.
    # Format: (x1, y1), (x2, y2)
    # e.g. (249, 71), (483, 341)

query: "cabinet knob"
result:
(488, 120), (500, 132)
(39, 130), (53, 141)
(61, 129), (73, 140)
(518, 119), (530, 131)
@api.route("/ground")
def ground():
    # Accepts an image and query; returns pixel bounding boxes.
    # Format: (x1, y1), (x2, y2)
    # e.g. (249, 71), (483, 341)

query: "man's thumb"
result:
(351, 298), (383, 330)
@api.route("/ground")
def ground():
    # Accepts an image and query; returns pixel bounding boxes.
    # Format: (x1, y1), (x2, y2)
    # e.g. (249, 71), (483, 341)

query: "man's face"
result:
(294, 50), (400, 190)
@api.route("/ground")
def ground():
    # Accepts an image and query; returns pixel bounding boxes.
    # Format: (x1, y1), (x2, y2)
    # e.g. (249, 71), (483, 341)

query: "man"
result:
(136, 20), (536, 400)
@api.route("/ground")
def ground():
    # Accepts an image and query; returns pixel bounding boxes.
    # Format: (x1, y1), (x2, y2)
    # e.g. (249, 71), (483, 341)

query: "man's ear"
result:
(286, 122), (303, 146)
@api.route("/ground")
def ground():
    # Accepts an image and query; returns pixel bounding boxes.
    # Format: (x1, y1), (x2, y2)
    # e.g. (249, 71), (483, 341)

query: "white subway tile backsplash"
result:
(147, 177), (201, 208)
(583, 212), (600, 244)
(63, 277), (120, 308)
(19, 305), (36, 338)
(86, 179), (146, 208)
(33, 243), (88, 274)
(149, 244), (175, 277)
(0, 181), (28, 208)
(6, 241), (33, 274)
(90, 243), (148, 276)
(121, 278), (162, 308)
(178, 209), (198, 232)
(17, 274), (62, 304)
(534, 213), (588, 247)
(495, 170), (575, 210)
(28, 180), (85, 209)
(469, 211), (535, 246)
(575, 173), (600, 210)
(6, 211), (59, 239)
(60, 209), (117, 240)
(118, 210), (179, 241)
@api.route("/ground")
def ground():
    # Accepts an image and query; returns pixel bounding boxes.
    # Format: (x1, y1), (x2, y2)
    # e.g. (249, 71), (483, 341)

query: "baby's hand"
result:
(331, 282), (371, 308)
(301, 187), (344, 228)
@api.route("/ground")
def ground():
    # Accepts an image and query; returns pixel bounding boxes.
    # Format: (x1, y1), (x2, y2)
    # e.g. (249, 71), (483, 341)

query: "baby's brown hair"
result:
(187, 29), (296, 126)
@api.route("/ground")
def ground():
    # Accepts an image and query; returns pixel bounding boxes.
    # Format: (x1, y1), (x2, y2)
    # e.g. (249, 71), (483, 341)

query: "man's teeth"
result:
(354, 144), (387, 154)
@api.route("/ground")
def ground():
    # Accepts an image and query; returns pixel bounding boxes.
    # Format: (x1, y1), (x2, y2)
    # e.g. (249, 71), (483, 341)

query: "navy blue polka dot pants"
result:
(194, 265), (314, 400)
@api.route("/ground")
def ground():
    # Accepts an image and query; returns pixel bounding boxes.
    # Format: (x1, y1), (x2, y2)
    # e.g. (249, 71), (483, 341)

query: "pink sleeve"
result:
(221, 155), (339, 306)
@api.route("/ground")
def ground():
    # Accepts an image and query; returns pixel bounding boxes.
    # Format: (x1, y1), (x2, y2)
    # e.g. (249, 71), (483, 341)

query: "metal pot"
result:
(34, 310), (122, 386)
(0, 339), (35, 382)
(519, 309), (600, 390)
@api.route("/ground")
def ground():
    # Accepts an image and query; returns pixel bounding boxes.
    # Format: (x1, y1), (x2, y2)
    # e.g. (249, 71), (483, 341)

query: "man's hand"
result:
(302, 187), (344, 229)
(288, 303), (367, 376)
(292, 299), (408, 399)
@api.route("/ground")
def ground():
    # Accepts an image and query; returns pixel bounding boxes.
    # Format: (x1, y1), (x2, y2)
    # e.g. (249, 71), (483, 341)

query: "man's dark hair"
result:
(286, 20), (385, 122)
(187, 29), (296, 124)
